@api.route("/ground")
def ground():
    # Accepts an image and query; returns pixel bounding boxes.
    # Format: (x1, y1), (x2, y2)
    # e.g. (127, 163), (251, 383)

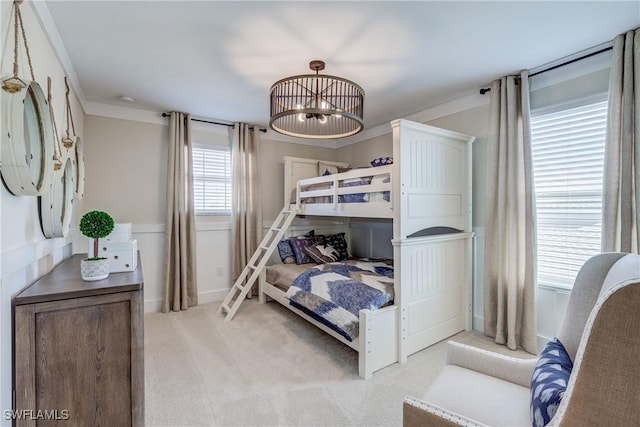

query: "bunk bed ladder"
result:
(218, 207), (297, 321)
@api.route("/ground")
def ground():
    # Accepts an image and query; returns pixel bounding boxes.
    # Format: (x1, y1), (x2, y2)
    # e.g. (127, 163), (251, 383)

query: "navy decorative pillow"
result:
(530, 337), (573, 427)
(338, 177), (371, 203)
(316, 233), (348, 261)
(305, 243), (340, 264)
(277, 240), (295, 264)
(370, 156), (393, 167)
(289, 237), (317, 264)
(340, 193), (367, 203)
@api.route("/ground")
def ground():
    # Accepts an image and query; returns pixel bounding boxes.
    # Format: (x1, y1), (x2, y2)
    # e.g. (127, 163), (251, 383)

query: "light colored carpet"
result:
(144, 299), (533, 427)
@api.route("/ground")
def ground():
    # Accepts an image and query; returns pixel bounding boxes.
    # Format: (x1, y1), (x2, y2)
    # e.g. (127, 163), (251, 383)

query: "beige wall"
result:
(83, 117), (337, 224)
(336, 132), (392, 168)
(83, 116), (168, 224)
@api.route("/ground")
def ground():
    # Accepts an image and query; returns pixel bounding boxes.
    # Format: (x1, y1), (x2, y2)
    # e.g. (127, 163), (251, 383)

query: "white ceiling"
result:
(43, 1), (639, 133)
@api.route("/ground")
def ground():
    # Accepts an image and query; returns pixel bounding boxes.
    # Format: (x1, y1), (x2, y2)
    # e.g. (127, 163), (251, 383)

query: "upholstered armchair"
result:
(403, 252), (640, 427)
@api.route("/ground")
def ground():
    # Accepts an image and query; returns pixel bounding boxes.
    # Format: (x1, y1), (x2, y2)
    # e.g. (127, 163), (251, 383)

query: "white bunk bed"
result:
(258, 119), (475, 379)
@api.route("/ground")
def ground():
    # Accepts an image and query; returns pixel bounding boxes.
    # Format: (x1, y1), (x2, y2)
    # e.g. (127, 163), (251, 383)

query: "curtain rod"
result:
(161, 113), (267, 133)
(479, 42), (614, 94)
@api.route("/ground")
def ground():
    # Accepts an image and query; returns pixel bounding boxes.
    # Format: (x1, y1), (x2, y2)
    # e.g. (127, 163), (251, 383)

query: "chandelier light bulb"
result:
(318, 114), (327, 124)
(297, 113), (305, 122)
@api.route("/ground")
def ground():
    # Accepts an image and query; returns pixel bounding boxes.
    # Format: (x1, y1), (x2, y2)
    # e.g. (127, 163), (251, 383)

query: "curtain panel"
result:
(231, 123), (263, 292)
(602, 28), (640, 253)
(162, 112), (198, 312)
(484, 71), (538, 354)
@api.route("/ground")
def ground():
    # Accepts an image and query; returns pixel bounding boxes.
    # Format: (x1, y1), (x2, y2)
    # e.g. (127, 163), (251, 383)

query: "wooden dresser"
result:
(13, 253), (144, 426)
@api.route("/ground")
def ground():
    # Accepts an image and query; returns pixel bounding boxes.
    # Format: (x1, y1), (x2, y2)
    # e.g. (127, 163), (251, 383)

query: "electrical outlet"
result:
(216, 266), (224, 277)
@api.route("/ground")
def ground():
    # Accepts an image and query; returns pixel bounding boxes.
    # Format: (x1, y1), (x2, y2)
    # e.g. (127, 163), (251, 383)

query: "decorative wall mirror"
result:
(1, 79), (55, 195)
(39, 156), (75, 238)
(1, 1), (55, 196)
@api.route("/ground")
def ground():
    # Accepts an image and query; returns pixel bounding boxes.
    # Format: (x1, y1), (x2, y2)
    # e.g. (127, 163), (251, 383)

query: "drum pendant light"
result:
(269, 61), (365, 139)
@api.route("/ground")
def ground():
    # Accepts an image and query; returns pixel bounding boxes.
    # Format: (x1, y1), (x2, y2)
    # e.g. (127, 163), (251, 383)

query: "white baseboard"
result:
(473, 314), (546, 353)
(144, 299), (163, 313)
(144, 288), (229, 313)
(197, 288), (228, 306)
(473, 315), (484, 332)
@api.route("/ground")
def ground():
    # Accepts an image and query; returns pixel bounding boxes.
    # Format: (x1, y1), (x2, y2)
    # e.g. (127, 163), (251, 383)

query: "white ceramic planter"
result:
(80, 258), (110, 281)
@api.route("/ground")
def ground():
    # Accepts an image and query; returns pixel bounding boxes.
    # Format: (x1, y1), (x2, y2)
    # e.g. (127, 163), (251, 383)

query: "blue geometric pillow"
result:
(530, 337), (573, 427)
(370, 156), (393, 167)
(277, 240), (295, 264)
(288, 237), (317, 264)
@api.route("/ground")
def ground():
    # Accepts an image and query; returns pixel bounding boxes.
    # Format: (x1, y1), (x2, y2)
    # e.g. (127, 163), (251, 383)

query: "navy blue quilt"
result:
(285, 260), (394, 341)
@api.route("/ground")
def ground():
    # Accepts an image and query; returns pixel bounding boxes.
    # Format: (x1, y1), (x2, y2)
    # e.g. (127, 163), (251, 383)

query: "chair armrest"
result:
(403, 396), (489, 427)
(446, 341), (538, 388)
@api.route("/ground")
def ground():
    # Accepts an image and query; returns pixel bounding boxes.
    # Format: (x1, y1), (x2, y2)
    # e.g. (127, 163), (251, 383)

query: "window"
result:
(192, 145), (231, 215)
(531, 100), (607, 289)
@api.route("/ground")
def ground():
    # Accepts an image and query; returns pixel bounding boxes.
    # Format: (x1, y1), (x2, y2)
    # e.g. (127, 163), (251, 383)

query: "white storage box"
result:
(104, 223), (132, 243)
(88, 239), (138, 273)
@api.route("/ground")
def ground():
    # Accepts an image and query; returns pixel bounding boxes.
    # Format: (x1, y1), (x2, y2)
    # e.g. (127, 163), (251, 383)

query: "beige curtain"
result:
(484, 71), (538, 354)
(602, 28), (640, 253)
(231, 123), (262, 287)
(162, 112), (198, 312)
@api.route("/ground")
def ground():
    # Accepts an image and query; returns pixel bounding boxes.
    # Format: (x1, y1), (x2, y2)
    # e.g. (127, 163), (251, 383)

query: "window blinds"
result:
(530, 101), (607, 289)
(192, 146), (231, 215)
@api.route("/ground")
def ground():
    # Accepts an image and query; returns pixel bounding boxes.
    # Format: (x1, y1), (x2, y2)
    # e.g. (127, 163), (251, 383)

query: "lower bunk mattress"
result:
(265, 260), (394, 342)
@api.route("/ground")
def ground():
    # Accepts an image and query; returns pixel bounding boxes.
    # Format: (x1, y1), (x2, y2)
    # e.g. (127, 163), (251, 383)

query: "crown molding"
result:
(84, 93), (488, 148)
(84, 100), (341, 146)
(261, 130), (340, 148)
(84, 101), (168, 125)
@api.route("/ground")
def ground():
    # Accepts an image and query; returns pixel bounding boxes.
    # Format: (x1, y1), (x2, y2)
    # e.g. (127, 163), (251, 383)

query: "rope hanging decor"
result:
(47, 77), (64, 171)
(2, 0), (34, 93)
(63, 77), (77, 148)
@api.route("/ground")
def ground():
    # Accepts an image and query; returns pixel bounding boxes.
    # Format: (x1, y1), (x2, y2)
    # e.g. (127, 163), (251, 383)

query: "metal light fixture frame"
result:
(269, 60), (365, 139)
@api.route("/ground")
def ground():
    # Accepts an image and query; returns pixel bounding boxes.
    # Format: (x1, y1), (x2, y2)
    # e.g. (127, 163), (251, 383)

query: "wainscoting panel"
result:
(129, 222), (232, 313)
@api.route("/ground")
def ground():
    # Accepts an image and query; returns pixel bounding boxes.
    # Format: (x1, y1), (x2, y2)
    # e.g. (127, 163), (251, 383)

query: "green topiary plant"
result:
(79, 210), (115, 260)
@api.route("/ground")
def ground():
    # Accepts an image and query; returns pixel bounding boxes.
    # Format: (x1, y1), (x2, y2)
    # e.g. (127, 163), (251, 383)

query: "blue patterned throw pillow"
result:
(530, 337), (573, 427)
(288, 237), (317, 264)
(277, 240), (295, 264)
(370, 156), (393, 167)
